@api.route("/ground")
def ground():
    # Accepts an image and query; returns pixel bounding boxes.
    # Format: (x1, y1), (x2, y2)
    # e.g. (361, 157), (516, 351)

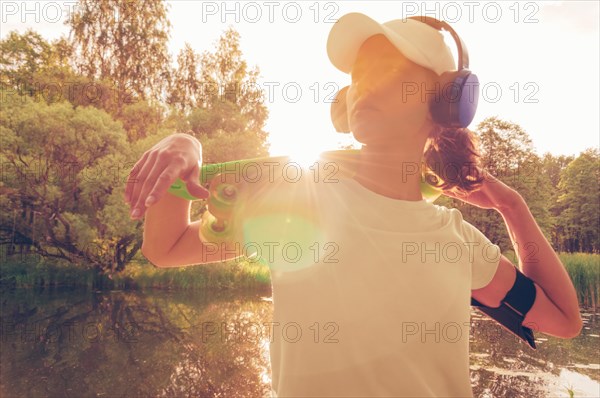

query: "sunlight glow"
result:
(287, 147), (325, 169)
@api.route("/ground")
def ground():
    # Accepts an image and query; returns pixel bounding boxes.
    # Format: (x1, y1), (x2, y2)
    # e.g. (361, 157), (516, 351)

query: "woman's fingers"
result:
(125, 151), (149, 204)
(142, 164), (185, 209)
(442, 189), (466, 200)
(131, 156), (195, 219)
(129, 153), (159, 217)
(182, 163), (209, 199)
(125, 134), (207, 219)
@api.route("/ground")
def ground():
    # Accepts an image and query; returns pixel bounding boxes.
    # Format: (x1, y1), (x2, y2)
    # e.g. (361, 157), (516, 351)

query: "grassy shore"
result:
(559, 252), (599, 309)
(116, 257), (272, 291)
(1, 249), (598, 307)
(0, 249), (271, 292)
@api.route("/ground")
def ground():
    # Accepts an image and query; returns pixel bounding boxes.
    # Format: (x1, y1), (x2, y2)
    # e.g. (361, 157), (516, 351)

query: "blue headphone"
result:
(330, 16), (479, 132)
(408, 16), (479, 129)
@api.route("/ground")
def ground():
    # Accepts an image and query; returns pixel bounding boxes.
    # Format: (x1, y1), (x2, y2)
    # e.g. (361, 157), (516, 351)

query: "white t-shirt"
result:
(241, 172), (501, 398)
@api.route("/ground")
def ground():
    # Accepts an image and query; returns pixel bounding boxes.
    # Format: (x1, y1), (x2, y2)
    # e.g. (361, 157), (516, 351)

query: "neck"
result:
(353, 143), (425, 201)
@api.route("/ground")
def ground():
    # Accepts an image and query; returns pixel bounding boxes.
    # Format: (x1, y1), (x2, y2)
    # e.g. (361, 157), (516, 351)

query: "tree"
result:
(476, 116), (535, 174)
(167, 43), (202, 113)
(541, 152), (576, 189)
(542, 152), (576, 249)
(67, 0), (172, 107)
(555, 148), (600, 252)
(117, 100), (165, 142)
(0, 94), (141, 274)
(0, 30), (73, 95)
(0, 30), (124, 115)
(0, 30), (52, 90)
(189, 28), (269, 162)
(157, 27), (271, 163)
(452, 117), (553, 253)
(198, 28), (266, 125)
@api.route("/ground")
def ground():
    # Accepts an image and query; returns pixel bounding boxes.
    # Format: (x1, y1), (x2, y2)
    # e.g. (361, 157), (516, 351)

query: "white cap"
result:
(327, 13), (456, 76)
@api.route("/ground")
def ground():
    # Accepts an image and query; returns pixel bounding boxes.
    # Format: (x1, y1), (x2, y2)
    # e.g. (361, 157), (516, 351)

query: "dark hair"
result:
(423, 126), (484, 195)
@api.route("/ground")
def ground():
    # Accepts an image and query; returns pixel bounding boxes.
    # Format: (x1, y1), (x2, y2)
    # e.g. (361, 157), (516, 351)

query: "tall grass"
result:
(503, 250), (599, 309)
(560, 252), (599, 309)
(0, 247), (110, 290)
(1, 247), (597, 307)
(114, 257), (271, 291)
(0, 246), (271, 292)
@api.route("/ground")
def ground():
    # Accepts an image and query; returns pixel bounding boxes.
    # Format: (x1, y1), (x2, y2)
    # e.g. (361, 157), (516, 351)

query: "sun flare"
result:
(285, 147), (325, 169)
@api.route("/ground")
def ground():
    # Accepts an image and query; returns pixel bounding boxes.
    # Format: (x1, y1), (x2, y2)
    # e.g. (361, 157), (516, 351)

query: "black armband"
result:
(502, 267), (537, 317)
(471, 267), (537, 350)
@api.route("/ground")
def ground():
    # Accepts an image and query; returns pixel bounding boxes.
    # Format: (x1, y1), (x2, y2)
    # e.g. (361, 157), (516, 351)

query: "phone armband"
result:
(471, 267), (537, 349)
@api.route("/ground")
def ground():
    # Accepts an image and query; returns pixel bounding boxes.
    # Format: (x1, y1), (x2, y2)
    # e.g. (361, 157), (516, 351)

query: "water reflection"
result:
(1, 287), (598, 397)
(470, 310), (600, 397)
(1, 287), (273, 398)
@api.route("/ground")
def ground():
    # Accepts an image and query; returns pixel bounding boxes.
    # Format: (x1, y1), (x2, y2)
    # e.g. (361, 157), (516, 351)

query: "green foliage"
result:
(169, 27), (270, 160)
(455, 117), (552, 251)
(448, 117), (598, 256)
(0, 21), (272, 276)
(117, 259), (271, 291)
(0, 30), (127, 117)
(542, 152), (576, 188)
(477, 116), (535, 173)
(167, 43), (201, 113)
(116, 100), (165, 142)
(67, 0), (172, 104)
(0, 30), (53, 90)
(0, 93), (140, 273)
(1, 6), (596, 287)
(1, 245), (271, 292)
(559, 252), (600, 308)
(555, 148), (600, 252)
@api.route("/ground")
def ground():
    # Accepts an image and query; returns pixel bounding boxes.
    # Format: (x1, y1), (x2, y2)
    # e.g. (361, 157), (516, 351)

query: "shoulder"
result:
(432, 205), (491, 243)
(431, 204), (464, 228)
(243, 172), (326, 217)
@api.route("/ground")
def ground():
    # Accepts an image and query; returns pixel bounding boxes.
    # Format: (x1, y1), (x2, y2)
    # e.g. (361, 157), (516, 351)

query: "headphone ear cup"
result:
(430, 70), (479, 128)
(331, 86), (351, 133)
(454, 71), (479, 128)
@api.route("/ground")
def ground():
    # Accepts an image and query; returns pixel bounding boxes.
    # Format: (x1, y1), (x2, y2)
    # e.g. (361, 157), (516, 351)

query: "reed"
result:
(0, 246), (271, 292)
(2, 247), (597, 305)
(115, 257), (271, 291)
(0, 247), (112, 290)
(559, 252), (599, 310)
(503, 250), (599, 310)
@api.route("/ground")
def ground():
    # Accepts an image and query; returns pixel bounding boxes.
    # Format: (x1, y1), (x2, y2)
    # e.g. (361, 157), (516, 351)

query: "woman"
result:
(125, 13), (582, 398)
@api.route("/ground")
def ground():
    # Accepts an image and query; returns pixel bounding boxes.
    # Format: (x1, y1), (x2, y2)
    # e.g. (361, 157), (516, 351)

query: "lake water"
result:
(1, 287), (598, 398)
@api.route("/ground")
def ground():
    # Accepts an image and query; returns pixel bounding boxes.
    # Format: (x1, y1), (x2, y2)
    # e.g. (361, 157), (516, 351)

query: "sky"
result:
(2, 0), (599, 162)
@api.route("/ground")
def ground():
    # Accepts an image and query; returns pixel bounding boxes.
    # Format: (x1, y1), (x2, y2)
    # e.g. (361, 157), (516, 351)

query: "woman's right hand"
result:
(125, 132), (209, 220)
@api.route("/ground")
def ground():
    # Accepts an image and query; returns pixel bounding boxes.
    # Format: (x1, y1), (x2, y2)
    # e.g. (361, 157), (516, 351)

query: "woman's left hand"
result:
(442, 169), (522, 212)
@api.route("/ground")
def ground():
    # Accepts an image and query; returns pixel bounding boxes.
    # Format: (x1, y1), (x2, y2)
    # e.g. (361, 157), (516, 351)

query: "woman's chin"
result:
(350, 119), (379, 140)
(351, 118), (429, 146)
(351, 123), (396, 146)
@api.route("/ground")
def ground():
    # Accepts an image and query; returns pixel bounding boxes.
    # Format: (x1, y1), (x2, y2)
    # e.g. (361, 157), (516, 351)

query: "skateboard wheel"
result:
(420, 171), (443, 202)
(207, 173), (241, 220)
(199, 210), (237, 245)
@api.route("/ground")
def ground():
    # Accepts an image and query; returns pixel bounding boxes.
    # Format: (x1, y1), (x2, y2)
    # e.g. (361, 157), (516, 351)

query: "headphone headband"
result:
(407, 16), (478, 128)
(407, 16), (470, 70)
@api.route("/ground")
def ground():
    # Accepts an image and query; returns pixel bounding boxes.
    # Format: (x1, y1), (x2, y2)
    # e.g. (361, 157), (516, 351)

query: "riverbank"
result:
(0, 250), (271, 292)
(1, 250), (598, 307)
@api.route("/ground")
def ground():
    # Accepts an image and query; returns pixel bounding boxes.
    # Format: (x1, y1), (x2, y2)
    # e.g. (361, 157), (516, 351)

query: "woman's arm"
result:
(141, 193), (240, 267)
(127, 133), (239, 267)
(140, 190), (193, 267)
(498, 194), (583, 335)
(447, 172), (583, 338)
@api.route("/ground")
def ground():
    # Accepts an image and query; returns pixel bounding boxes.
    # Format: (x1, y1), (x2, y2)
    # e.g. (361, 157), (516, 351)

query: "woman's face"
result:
(347, 34), (438, 147)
